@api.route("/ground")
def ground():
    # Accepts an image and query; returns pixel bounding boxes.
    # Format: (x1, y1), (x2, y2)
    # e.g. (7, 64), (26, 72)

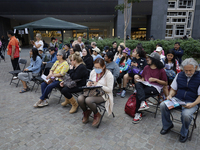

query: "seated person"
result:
(133, 52), (167, 124)
(33, 50), (69, 108)
(160, 58), (200, 143)
(172, 42), (184, 64)
(155, 47), (165, 64)
(121, 48), (147, 98)
(154, 43), (165, 55)
(104, 51), (120, 82)
(92, 47), (103, 61)
(114, 44), (124, 62)
(82, 48), (94, 70)
(132, 43), (144, 53)
(64, 44), (70, 59)
(60, 52), (88, 113)
(49, 37), (58, 50)
(58, 40), (63, 50)
(18, 48), (42, 93)
(116, 48), (131, 94)
(110, 41), (117, 55)
(77, 58), (114, 127)
(42, 47), (57, 75)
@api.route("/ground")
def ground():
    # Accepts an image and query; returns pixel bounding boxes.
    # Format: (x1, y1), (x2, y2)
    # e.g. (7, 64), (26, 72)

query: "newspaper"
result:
(41, 74), (50, 83)
(164, 97), (186, 109)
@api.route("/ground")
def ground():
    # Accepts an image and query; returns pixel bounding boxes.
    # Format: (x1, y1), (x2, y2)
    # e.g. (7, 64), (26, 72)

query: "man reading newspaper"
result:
(160, 58), (200, 143)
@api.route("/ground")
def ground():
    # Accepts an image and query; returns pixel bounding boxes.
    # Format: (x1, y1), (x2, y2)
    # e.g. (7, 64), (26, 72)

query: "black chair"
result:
(9, 59), (27, 87)
(34, 63), (54, 92)
(170, 106), (199, 141)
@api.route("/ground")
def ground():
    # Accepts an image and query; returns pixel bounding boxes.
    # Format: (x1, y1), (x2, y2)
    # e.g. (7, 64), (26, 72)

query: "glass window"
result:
(178, 0), (193, 8)
(175, 25), (185, 35)
(168, 2), (175, 8)
(166, 25), (173, 37)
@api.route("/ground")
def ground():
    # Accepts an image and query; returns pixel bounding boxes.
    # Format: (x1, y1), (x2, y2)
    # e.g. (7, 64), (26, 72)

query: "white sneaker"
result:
(38, 100), (49, 107)
(33, 100), (41, 108)
(138, 101), (149, 111)
(120, 90), (126, 98)
(13, 76), (18, 80)
(132, 113), (142, 124)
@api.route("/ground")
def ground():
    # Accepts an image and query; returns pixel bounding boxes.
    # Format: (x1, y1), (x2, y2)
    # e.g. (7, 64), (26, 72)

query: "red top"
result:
(7, 36), (19, 58)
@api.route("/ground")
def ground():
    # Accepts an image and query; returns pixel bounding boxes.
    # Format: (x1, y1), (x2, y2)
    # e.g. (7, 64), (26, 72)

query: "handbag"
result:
(83, 87), (106, 97)
(125, 93), (137, 117)
(128, 66), (143, 77)
(63, 73), (81, 88)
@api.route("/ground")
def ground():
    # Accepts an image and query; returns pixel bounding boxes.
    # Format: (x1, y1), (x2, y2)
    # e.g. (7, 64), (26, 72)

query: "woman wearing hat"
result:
(33, 50), (69, 108)
(116, 47), (131, 95)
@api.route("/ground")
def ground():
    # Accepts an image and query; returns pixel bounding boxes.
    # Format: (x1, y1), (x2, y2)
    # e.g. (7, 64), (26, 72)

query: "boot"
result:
(82, 110), (92, 124)
(92, 112), (101, 127)
(68, 97), (79, 114)
(61, 97), (70, 106)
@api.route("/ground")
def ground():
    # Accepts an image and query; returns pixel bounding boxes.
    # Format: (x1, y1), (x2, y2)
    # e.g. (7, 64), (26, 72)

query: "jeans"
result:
(135, 82), (159, 113)
(160, 101), (198, 137)
(40, 80), (60, 100)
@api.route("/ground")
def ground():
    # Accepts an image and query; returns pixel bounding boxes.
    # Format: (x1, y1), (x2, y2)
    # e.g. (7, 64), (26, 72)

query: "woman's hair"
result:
(36, 33), (42, 40)
(117, 45), (125, 55)
(57, 50), (66, 60)
(136, 47), (146, 58)
(150, 57), (164, 69)
(71, 51), (84, 64)
(74, 44), (82, 52)
(7, 30), (14, 36)
(119, 53), (131, 65)
(136, 43), (143, 49)
(83, 47), (91, 57)
(94, 58), (106, 76)
(165, 50), (176, 72)
(32, 48), (42, 61)
(119, 42), (125, 48)
(51, 37), (56, 41)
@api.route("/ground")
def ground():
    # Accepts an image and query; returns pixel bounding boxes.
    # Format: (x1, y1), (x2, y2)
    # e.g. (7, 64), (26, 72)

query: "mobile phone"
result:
(87, 79), (94, 83)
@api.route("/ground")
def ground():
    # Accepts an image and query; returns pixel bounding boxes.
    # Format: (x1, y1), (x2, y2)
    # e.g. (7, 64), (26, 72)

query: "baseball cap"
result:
(122, 47), (131, 56)
(147, 52), (160, 61)
(92, 47), (100, 53)
(155, 47), (163, 52)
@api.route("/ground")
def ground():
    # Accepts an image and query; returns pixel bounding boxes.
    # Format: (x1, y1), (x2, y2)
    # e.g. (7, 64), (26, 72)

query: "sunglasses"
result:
(57, 54), (62, 56)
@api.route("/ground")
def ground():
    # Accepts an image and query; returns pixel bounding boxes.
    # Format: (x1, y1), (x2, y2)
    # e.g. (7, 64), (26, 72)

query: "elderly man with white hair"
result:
(160, 58), (200, 143)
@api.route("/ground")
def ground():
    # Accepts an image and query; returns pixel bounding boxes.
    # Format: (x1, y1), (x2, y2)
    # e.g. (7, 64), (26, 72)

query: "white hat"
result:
(92, 47), (100, 53)
(156, 47), (163, 52)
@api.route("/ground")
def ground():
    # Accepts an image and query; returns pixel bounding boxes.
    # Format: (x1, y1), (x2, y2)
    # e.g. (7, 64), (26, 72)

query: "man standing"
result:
(172, 42), (184, 64)
(160, 58), (200, 143)
(110, 41), (117, 55)
(7, 30), (20, 79)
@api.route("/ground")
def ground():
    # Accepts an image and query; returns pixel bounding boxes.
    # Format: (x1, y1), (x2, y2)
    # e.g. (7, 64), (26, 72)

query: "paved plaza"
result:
(0, 49), (200, 150)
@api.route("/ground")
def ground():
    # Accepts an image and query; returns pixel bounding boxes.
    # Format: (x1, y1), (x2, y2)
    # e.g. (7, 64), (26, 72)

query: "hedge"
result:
(64, 38), (200, 58)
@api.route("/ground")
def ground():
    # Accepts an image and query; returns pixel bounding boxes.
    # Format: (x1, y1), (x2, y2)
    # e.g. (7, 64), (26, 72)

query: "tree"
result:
(115, 0), (140, 44)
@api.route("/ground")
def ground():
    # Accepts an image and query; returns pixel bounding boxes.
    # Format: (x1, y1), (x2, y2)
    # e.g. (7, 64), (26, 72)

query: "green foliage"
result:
(64, 38), (200, 58)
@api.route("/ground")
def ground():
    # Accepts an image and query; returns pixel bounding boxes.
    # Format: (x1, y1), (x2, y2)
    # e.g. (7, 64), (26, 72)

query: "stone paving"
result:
(0, 48), (200, 150)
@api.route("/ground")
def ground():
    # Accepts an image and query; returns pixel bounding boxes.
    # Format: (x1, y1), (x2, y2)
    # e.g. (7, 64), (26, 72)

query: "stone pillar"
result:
(0, 17), (11, 38)
(192, 0), (200, 39)
(116, 0), (132, 39)
(146, 15), (151, 40)
(150, 0), (168, 40)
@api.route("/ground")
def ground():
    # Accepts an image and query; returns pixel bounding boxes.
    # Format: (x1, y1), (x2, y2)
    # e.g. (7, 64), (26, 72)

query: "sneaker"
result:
(138, 101), (149, 111)
(132, 113), (142, 124)
(120, 90), (126, 98)
(13, 76), (18, 80)
(117, 89), (122, 96)
(33, 100), (41, 108)
(37, 100), (49, 108)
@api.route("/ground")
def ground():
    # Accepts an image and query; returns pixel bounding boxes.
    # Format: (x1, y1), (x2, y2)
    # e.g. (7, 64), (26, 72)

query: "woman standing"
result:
(82, 48), (94, 70)
(33, 50), (69, 107)
(18, 48), (42, 93)
(60, 52), (88, 113)
(77, 58), (114, 127)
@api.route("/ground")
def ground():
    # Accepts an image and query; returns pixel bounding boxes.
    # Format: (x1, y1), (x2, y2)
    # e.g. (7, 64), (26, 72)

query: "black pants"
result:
(0, 49), (4, 59)
(117, 71), (127, 84)
(60, 86), (82, 99)
(11, 57), (20, 76)
(135, 82), (159, 113)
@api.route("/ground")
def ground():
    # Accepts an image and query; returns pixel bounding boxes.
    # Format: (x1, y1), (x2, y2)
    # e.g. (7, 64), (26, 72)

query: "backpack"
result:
(125, 93), (137, 117)
(165, 69), (176, 80)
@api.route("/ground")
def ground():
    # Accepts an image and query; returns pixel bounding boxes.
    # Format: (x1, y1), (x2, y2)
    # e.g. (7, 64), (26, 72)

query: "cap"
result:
(92, 47), (100, 53)
(155, 47), (163, 52)
(122, 47), (131, 56)
(103, 46), (110, 50)
(147, 52), (160, 61)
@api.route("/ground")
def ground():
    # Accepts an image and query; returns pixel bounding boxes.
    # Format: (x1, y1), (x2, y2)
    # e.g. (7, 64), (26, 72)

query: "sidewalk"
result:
(0, 49), (199, 150)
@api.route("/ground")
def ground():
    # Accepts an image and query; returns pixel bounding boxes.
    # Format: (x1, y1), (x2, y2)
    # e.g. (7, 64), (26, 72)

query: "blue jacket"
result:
(172, 47), (184, 64)
(176, 71), (200, 103)
(26, 56), (42, 74)
(48, 52), (57, 63)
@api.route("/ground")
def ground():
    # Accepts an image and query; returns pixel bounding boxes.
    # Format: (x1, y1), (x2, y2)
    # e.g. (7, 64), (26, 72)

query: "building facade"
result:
(0, 0), (199, 43)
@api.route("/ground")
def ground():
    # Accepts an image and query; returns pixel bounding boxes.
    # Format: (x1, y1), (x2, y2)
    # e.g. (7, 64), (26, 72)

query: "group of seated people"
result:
(16, 37), (200, 142)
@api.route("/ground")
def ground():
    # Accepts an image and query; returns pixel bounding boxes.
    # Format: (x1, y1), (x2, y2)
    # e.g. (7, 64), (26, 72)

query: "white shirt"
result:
(34, 40), (44, 51)
(171, 74), (200, 95)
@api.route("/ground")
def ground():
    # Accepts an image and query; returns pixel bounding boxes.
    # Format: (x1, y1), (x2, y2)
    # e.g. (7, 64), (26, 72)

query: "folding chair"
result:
(94, 101), (115, 128)
(9, 59), (27, 87)
(33, 63), (54, 92)
(170, 106), (199, 141)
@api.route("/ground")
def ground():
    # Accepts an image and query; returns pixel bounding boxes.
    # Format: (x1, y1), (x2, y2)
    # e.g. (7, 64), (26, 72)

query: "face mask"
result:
(95, 68), (102, 74)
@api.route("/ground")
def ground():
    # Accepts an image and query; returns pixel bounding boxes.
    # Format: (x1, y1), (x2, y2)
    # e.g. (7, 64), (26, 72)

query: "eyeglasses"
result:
(57, 54), (62, 56)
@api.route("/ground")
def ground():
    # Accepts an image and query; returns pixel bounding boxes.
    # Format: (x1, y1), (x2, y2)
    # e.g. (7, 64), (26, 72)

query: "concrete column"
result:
(150, 0), (168, 40)
(0, 17), (11, 38)
(116, 0), (132, 39)
(146, 15), (151, 40)
(192, 0), (200, 39)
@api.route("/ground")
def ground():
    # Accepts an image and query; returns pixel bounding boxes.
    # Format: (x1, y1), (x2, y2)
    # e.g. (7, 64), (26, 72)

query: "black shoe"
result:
(160, 124), (174, 135)
(179, 132), (188, 143)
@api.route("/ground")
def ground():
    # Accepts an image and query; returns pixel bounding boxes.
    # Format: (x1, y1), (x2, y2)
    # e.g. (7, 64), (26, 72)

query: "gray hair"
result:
(91, 42), (97, 46)
(181, 58), (200, 71)
(57, 50), (66, 60)
(36, 33), (42, 40)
